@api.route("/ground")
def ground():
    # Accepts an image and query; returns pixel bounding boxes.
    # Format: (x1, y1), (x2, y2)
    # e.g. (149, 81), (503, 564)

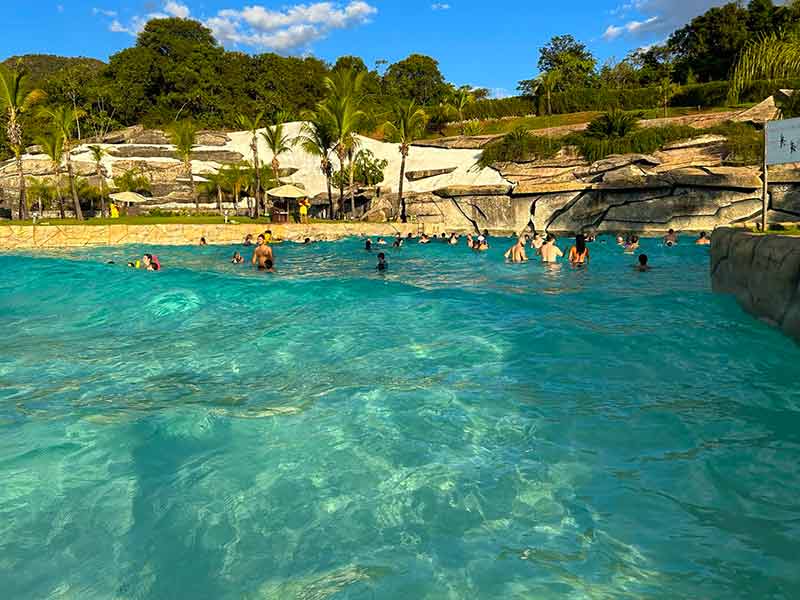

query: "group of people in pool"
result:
(131, 227), (711, 274)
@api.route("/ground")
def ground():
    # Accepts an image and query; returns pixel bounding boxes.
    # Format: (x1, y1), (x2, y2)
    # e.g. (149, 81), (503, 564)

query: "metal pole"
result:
(762, 126), (769, 232)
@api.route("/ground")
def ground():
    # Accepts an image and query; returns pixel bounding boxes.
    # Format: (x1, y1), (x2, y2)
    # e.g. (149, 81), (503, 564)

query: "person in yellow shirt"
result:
(299, 198), (309, 224)
(109, 202), (120, 218)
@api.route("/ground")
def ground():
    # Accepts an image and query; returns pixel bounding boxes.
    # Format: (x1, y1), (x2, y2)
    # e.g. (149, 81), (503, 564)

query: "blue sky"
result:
(4, 0), (730, 96)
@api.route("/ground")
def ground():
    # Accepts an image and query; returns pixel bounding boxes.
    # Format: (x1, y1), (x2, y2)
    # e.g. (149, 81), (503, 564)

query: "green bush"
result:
(478, 127), (562, 167)
(584, 110), (641, 139)
(332, 148), (388, 188)
(462, 96), (536, 120)
(539, 86), (661, 115)
(708, 122), (763, 164)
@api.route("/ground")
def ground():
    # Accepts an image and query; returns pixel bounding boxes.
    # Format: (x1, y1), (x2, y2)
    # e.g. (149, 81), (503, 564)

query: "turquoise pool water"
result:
(1, 236), (799, 599)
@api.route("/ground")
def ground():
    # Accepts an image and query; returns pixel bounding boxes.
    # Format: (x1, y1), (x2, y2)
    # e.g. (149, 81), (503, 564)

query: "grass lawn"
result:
(424, 104), (756, 139)
(0, 216), (340, 226)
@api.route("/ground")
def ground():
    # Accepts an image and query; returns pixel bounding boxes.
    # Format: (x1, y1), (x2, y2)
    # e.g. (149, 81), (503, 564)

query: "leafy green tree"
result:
(219, 163), (249, 212)
(113, 167), (150, 194)
(296, 114), (337, 218)
(384, 100), (428, 223)
(658, 78), (680, 117)
(332, 149), (388, 188)
(383, 54), (448, 105)
(537, 35), (596, 88)
(39, 105), (84, 220)
(35, 129), (65, 217)
(668, 3), (750, 82)
(201, 171), (226, 214)
(87, 145), (108, 217)
(169, 120), (198, 211)
(0, 64), (46, 219)
(237, 111), (265, 218)
(26, 177), (54, 215)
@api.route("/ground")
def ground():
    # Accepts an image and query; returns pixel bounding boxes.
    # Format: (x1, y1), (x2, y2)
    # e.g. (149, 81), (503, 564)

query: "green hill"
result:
(1, 54), (105, 86)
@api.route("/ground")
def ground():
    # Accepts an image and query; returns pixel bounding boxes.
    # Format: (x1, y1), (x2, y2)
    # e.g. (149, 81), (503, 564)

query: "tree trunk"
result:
(217, 186), (223, 214)
(66, 150), (83, 220)
(97, 166), (107, 218)
(399, 150), (407, 224)
(55, 175), (66, 219)
(252, 136), (261, 219)
(16, 153), (29, 220)
(326, 173), (333, 221)
(337, 149), (346, 220)
(349, 158), (356, 217)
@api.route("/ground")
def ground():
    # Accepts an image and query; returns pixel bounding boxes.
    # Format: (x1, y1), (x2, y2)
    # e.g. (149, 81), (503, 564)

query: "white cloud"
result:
(431, 3), (451, 9)
(603, 0), (730, 41)
(101, 1), (378, 52)
(164, 1), (191, 19)
(207, 2), (378, 52)
(92, 7), (117, 17)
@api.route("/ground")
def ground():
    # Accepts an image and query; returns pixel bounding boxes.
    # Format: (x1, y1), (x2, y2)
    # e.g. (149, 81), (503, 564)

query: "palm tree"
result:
(169, 120), (198, 212)
(295, 113), (336, 219)
(535, 70), (562, 116)
(26, 177), (53, 216)
(220, 164), (249, 213)
(318, 69), (365, 218)
(35, 129), (66, 218)
(449, 88), (475, 134)
(260, 120), (293, 217)
(0, 64), (46, 219)
(237, 111), (265, 218)
(39, 105), (85, 220)
(87, 145), (107, 217)
(729, 31), (800, 104)
(384, 101), (429, 224)
(201, 171), (226, 214)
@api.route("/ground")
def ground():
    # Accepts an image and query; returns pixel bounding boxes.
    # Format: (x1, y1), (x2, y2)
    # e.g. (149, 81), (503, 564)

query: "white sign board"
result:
(766, 118), (800, 166)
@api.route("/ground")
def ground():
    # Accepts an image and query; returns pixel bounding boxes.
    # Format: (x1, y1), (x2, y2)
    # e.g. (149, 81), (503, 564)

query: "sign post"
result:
(765, 117), (800, 231)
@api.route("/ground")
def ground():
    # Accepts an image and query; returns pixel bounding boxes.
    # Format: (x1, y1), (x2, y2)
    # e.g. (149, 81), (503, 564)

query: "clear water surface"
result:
(1, 236), (799, 599)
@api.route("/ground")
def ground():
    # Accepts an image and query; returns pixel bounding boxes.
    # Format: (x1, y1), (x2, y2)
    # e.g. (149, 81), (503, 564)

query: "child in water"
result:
(231, 251), (244, 264)
(377, 253), (387, 271)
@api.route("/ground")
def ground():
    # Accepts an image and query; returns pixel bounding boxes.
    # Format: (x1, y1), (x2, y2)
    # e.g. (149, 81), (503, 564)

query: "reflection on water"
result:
(1, 236), (799, 599)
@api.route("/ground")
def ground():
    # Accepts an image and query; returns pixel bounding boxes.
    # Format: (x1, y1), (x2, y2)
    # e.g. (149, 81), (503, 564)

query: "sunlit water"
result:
(1, 236), (799, 599)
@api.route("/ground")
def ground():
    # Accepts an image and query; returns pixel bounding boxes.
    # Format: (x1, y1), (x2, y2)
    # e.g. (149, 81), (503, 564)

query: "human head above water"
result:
(639, 254), (648, 266)
(575, 234), (587, 253)
(257, 234), (265, 243)
(377, 252), (386, 260)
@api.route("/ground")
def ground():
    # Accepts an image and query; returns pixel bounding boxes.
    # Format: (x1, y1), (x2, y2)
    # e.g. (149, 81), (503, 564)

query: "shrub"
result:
(462, 96), (536, 120)
(478, 127), (562, 167)
(565, 124), (700, 162)
(538, 86), (661, 115)
(584, 110), (640, 139)
(708, 122), (763, 164)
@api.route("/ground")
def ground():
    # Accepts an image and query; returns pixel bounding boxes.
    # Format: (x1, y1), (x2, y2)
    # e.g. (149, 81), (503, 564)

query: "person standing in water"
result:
(568, 234), (590, 265)
(635, 254), (651, 271)
(252, 234), (274, 270)
(376, 252), (388, 271)
(664, 228), (679, 246)
(538, 234), (564, 263)
(365, 238), (373, 251)
(504, 236), (528, 263)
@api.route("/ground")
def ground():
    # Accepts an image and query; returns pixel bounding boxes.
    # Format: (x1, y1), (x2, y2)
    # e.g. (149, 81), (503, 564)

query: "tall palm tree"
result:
(0, 64), (46, 219)
(260, 120), (293, 217)
(535, 70), (562, 116)
(295, 113), (336, 219)
(35, 130), (66, 218)
(729, 31), (800, 104)
(39, 105), (85, 220)
(87, 145), (107, 217)
(384, 101), (429, 224)
(318, 69), (365, 218)
(169, 120), (198, 212)
(237, 111), (265, 218)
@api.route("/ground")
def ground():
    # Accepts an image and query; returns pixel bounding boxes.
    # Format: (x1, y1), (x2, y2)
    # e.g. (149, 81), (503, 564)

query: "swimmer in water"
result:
(393, 235), (403, 248)
(243, 234), (254, 246)
(376, 252), (387, 271)
(695, 231), (711, 245)
(538, 234), (563, 263)
(419, 234), (431, 244)
(624, 235), (640, 253)
(365, 238), (373, 251)
(664, 228), (679, 246)
(200, 237), (208, 246)
(635, 254), (651, 271)
(568, 234), (590, 265)
(252, 234), (274, 270)
(504, 236), (528, 263)
(377, 237), (387, 246)
(231, 251), (244, 264)
(142, 254), (161, 271)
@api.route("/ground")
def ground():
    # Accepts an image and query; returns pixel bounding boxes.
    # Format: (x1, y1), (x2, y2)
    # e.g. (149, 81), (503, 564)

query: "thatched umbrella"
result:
(268, 184), (307, 223)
